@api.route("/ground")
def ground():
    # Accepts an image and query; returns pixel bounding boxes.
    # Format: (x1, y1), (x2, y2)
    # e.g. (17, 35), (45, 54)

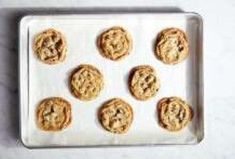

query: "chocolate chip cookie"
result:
(155, 28), (189, 65)
(33, 28), (67, 64)
(97, 26), (132, 61)
(98, 98), (133, 134)
(70, 64), (104, 101)
(36, 97), (72, 131)
(129, 65), (160, 100)
(157, 97), (193, 131)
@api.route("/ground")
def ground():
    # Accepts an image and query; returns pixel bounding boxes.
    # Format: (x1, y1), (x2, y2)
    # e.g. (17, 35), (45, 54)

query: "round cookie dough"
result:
(33, 28), (67, 64)
(36, 97), (72, 131)
(129, 65), (160, 100)
(97, 26), (132, 61)
(98, 98), (133, 134)
(155, 28), (189, 65)
(70, 64), (104, 101)
(157, 97), (193, 131)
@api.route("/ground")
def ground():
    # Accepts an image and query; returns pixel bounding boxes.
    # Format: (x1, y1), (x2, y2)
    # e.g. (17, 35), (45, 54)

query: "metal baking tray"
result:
(19, 11), (204, 148)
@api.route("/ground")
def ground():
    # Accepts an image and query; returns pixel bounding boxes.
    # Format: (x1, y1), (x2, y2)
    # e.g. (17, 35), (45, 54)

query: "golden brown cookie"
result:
(97, 26), (132, 61)
(157, 97), (193, 131)
(98, 98), (133, 134)
(33, 28), (67, 64)
(129, 65), (160, 100)
(36, 97), (72, 131)
(155, 28), (189, 65)
(70, 64), (104, 101)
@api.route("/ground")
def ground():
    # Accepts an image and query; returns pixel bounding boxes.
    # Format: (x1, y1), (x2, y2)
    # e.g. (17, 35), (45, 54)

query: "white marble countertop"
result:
(0, 0), (235, 158)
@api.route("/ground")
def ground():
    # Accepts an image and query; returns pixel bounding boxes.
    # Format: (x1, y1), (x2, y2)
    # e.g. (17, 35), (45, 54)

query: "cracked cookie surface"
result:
(36, 97), (72, 131)
(98, 98), (133, 134)
(33, 28), (67, 64)
(129, 65), (160, 100)
(70, 64), (104, 101)
(157, 97), (193, 131)
(155, 28), (189, 65)
(97, 26), (132, 61)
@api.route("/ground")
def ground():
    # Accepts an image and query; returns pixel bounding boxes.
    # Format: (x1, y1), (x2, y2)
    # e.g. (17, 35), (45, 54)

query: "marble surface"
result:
(0, 0), (235, 158)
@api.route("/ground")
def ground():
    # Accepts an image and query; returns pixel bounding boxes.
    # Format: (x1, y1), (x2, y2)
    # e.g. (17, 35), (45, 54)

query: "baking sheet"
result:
(19, 13), (204, 147)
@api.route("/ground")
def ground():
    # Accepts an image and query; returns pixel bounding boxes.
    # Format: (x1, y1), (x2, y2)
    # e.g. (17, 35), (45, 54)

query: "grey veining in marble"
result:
(0, 0), (235, 158)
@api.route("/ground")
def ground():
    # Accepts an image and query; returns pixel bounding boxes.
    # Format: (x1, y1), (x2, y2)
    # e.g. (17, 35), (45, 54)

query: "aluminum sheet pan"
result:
(19, 12), (204, 148)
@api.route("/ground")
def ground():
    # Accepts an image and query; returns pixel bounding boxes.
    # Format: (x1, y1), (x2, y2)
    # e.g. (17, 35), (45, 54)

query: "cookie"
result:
(36, 97), (72, 131)
(129, 65), (160, 100)
(98, 98), (133, 134)
(157, 97), (193, 131)
(97, 26), (132, 61)
(155, 28), (189, 65)
(33, 28), (67, 64)
(70, 64), (104, 101)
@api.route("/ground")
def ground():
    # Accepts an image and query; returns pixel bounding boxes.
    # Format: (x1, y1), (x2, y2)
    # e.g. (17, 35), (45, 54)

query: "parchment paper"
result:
(23, 14), (200, 146)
